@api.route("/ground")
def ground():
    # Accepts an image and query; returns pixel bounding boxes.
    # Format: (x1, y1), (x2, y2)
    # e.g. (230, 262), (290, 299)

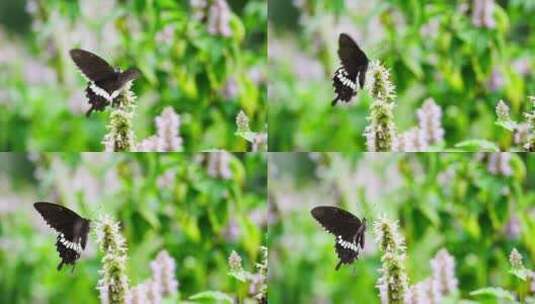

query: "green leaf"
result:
(235, 131), (257, 143)
(509, 267), (531, 281)
(454, 140), (500, 152)
(495, 120), (517, 132)
(189, 291), (234, 303)
(228, 270), (249, 282)
(470, 287), (517, 302)
(401, 47), (424, 79)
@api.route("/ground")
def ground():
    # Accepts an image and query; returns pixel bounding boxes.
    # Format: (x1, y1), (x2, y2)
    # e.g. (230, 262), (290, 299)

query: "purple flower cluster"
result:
(487, 153), (513, 176)
(137, 107), (183, 152)
(394, 99), (445, 151)
(206, 152), (233, 180)
(190, 0), (233, 37)
(472, 0), (496, 28)
(405, 249), (458, 304)
(417, 99), (444, 145)
(150, 250), (179, 296)
(125, 250), (179, 304)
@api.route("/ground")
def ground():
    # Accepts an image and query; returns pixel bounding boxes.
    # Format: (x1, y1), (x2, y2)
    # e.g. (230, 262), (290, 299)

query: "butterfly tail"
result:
(331, 97), (340, 106)
(85, 107), (94, 117)
(57, 260), (64, 271)
(335, 260), (343, 271)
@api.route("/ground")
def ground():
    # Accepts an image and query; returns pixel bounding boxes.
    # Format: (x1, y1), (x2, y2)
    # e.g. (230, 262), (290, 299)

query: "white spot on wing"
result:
(337, 237), (358, 253)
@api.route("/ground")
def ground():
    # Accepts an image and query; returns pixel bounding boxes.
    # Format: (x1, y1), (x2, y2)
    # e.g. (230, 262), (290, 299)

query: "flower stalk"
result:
(375, 215), (409, 304)
(227, 246), (268, 303)
(96, 214), (129, 304)
(364, 61), (397, 151)
(102, 83), (137, 152)
(495, 97), (535, 151)
(525, 96), (535, 151)
(235, 110), (267, 152)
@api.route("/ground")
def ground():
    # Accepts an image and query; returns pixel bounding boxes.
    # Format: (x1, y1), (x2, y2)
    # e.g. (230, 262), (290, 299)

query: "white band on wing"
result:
(89, 83), (123, 102)
(335, 68), (356, 90)
(89, 83), (113, 102)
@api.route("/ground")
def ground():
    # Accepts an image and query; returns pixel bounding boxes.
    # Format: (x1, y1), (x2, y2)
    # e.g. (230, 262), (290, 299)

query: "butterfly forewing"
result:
(338, 33), (369, 77)
(70, 49), (116, 82)
(311, 206), (362, 240)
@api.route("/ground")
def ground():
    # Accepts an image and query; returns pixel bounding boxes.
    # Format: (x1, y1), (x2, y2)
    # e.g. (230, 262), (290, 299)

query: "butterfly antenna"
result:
(71, 264), (76, 274)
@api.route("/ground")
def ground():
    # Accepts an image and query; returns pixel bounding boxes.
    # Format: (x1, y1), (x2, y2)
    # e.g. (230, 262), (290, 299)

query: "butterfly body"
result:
(34, 202), (90, 270)
(311, 206), (366, 270)
(70, 49), (140, 116)
(332, 33), (369, 106)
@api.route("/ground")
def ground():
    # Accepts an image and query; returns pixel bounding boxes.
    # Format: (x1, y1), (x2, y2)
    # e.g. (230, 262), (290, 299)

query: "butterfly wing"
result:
(311, 206), (362, 240)
(34, 202), (90, 269)
(70, 49), (116, 82)
(118, 68), (141, 85)
(34, 202), (83, 236)
(311, 206), (365, 270)
(337, 33), (369, 79)
(332, 34), (369, 105)
(335, 242), (359, 270)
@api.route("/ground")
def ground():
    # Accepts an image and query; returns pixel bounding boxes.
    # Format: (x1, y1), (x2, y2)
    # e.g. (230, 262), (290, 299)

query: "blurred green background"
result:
(0, 152), (267, 303)
(0, 0), (266, 151)
(269, 153), (535, 303)
(268, 0), (535, 151)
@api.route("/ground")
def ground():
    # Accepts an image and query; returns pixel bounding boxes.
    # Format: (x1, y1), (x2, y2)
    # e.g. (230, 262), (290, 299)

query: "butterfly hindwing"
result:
(34, 202), (90, 270)
(335, 241), (359, 270)
(338, 33), (368, 77)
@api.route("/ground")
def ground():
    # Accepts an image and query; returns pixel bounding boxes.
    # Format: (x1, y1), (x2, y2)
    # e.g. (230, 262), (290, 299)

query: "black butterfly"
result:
(70, 49), (140, 117)
(34, 202), (91, 271)
(332, 33), (369, 106)
(311, 206), (367, 270)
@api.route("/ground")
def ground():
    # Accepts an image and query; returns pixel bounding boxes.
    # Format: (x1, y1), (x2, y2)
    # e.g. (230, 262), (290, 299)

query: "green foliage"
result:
(189, 290), (234, 303)
(0, 152), (267, 303)
(0, 0), (266, 151)
(268, 0), (535, 151)
(470, 287), (517, 302)
(268, 153), (535, 303)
